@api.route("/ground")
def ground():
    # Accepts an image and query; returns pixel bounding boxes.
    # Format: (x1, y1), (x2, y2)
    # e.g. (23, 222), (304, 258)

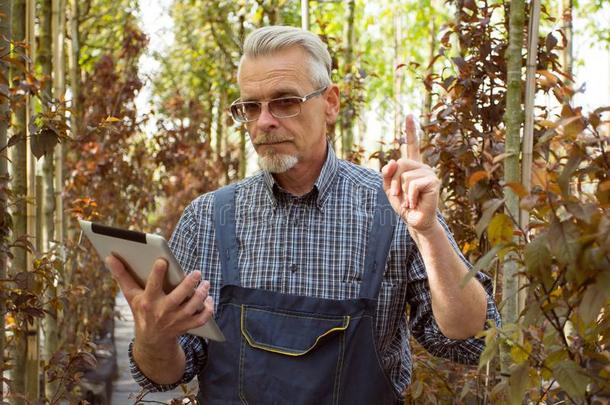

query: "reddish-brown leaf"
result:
(468, 170), (489, 187)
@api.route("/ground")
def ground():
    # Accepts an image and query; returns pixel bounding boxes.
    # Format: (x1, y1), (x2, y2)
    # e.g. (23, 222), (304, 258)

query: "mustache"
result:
(253, 134), (292, 145)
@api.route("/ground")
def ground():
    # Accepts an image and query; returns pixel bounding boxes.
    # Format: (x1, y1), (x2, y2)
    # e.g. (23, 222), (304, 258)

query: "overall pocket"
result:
(238, 305), (350, 405)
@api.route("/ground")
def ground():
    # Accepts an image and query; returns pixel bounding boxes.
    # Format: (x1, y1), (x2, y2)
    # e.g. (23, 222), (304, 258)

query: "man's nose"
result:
(255, 103), (279, 131)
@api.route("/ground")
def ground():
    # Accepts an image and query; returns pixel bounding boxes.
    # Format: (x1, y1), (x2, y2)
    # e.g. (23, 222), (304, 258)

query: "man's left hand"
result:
(381, 114), (440, 233)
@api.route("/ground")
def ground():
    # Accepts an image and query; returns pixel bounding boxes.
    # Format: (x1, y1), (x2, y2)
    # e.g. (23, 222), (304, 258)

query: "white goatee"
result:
(257, 152), (298, 173)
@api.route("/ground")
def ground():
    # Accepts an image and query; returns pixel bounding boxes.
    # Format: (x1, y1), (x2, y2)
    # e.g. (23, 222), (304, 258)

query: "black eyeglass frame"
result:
(229, 86), (329, 123)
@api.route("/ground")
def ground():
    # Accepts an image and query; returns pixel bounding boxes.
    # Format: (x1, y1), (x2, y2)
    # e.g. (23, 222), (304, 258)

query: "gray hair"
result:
(239, 26), (332, 88)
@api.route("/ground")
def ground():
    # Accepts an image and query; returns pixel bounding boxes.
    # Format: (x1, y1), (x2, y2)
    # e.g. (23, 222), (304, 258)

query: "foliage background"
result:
(0, 0), (608, 404)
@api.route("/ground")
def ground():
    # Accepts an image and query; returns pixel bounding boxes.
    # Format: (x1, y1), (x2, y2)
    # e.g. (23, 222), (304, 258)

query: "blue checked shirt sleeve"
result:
(406, 214), (501, 365)
(128, 335), (206, 391)
(128, 202), (208, 391)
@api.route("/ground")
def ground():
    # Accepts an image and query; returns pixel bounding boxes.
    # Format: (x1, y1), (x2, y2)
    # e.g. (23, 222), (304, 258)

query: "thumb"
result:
(105, 255), (143, 302)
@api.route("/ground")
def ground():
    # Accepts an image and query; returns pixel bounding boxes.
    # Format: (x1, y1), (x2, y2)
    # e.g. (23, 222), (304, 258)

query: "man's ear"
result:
(324, 84), (340, 125)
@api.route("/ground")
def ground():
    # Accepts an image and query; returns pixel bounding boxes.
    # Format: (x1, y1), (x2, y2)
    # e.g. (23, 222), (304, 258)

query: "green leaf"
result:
(597, 271), (610, 294)
(522, 301), (543, 327)
(509, 362), (529, 405)
(478, 333), (499, 370)
(524, 235), (553, 289)
(492, 378), (508, 399)
(548, 217), (581, 269)
(544, 349), (568, 370)
(553, 360), (589, 400)
(475, 198), (504, 239)
(488, 213), (514, 246)
(459, 382), (471, 401)
(510, 341), (532, 364)
(524, 235), (551, 273)
(579, 282), (608, 324)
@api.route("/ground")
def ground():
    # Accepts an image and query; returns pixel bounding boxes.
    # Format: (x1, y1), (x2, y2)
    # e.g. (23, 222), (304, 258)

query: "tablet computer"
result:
(79, 219), (225, 342)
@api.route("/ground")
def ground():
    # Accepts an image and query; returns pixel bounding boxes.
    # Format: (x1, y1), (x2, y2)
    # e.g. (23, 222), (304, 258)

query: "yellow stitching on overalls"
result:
(238, 333), (249, 404)
(332, 326), (346, 404)
(240, 305), (350, 356)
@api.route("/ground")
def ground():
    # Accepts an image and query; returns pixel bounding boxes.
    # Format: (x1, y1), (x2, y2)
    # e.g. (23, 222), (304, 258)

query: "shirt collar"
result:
(261, 141), (339, 211)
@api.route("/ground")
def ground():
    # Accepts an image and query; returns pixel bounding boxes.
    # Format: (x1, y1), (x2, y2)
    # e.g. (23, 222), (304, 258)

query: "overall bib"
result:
(197, 184), (400, 404)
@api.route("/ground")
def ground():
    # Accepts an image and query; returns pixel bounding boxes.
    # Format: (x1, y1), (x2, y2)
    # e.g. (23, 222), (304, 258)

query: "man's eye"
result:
(272, 98), (300, 107)
(243, 103), (260, 113)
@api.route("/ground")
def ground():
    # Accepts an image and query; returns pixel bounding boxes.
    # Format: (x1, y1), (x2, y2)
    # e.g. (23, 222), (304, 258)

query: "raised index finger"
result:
(402, 114), (420, 162)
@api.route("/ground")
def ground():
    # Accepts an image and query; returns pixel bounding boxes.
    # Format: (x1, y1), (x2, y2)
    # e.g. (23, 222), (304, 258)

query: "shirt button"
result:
(290, 264), (298, 273)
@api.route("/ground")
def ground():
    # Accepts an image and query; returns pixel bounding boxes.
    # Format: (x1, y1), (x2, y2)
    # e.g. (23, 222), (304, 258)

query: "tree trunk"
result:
(393, 10), (403, 143)
(216, 88), (226, 176)
(44, 0), (66, 398)
(25, 0), (39, 400)
(64, 0), (80, 335)
(301, 0), (309, 30)
(521, 0), (540, 233)
(500, 0), (525, 375)
(223, 111), (230, 185)
(340, 0), (356, 159)
(0, 1), (12, 401)
(422, 15), (436, 145)
(9, 0), (28, 401)
(559, 0), (578, 344)
(52, 0), (66, 262)
(68, 0), (82, 138)
(38, 0), (52, 108)
(212, 89), (223, 161)
(52, 0), (65, 98)
(39, 0), (54, 249)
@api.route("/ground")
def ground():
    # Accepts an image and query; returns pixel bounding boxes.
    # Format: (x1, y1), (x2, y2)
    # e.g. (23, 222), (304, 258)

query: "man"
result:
(106, 26), (500, 404)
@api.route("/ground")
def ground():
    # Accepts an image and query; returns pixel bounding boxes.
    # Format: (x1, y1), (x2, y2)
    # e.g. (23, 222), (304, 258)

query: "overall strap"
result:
(213, 184), (240, 287)
(359, 187), (397, 300)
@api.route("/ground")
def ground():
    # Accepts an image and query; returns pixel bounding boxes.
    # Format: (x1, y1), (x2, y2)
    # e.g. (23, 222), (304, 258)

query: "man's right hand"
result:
(105, 255), (215, 347)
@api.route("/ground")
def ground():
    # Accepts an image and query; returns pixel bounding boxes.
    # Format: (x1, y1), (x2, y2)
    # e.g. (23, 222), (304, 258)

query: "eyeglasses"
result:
(229, 86), (328, 123)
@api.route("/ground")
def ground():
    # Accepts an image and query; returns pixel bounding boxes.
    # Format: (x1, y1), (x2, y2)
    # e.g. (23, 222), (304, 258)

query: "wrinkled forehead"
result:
(237, 47), (315, 98)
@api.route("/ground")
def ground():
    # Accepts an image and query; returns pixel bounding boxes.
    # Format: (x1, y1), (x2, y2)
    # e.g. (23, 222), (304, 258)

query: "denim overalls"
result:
(197, 184), (400, 404)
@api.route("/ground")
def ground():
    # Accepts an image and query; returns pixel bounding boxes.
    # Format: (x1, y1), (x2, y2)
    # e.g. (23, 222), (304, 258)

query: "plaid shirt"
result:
(129, 145), (501, 397)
